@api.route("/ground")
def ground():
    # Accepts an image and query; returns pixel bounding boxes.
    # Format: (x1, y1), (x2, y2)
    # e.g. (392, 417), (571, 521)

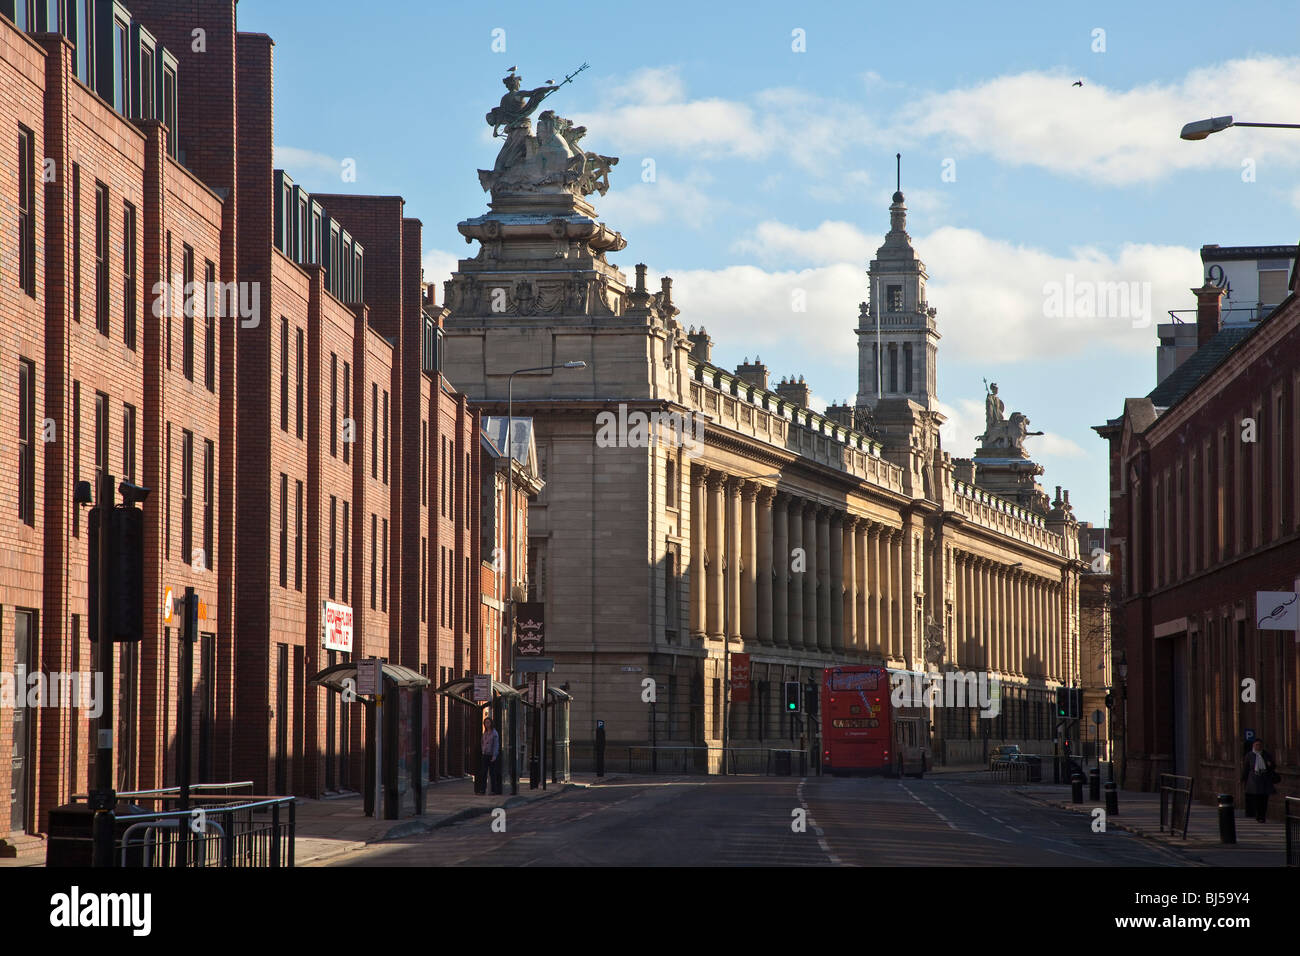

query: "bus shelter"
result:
(434, 678), (524, 794)
(309, 661), (430, 820)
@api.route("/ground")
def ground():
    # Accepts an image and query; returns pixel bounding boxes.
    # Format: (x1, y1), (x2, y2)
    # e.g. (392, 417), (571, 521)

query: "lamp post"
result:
(1179, 115), (1300, 140)
(720, 470), (781, 775)
(504, 361), (585, 795)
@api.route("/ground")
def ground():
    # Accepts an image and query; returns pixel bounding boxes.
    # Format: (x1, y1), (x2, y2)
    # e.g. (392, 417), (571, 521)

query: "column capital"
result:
(740, 480), (759, 501)
(757, 485), (777, 505)
(706, 469), (727, 489)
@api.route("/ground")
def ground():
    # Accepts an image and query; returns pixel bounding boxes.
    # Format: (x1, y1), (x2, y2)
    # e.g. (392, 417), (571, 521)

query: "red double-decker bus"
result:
(821, 666), (930, 777)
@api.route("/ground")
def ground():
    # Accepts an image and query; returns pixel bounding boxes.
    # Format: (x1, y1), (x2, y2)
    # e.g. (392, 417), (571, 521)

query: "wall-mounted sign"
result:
(356, 657), (381, 696)
(516, 602), (544, 656)
(1255, 591), (1298, 631)
(473, 673), (491, 703)
(323, 600), (354, 652)
(731, 653), (751, 703)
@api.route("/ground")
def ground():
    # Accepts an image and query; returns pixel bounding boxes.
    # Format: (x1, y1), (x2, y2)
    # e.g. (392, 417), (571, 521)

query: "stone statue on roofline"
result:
(977, 380), (1043, 456)
(478, 64), (619, 197)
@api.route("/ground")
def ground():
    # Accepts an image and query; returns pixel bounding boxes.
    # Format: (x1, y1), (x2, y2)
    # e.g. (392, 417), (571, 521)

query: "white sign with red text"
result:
(322, 600), (354, 653)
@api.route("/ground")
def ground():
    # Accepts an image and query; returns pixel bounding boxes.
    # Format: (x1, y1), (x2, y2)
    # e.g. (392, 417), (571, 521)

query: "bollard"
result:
(1071, 773), (1084, 804)
(1088, 768), (1100, 801)
(1217, 794), (1236, 844)
(1105, 781), (1119, 816)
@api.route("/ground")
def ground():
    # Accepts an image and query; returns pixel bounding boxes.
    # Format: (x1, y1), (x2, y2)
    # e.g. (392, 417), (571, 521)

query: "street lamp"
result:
(720, 470), (782, 775)
(1180, 115), (1300, 140)
(504, 360), (586, 794)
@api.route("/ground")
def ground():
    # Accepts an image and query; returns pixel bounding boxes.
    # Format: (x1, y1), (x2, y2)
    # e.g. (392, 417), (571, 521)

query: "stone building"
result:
(440, 73), (1089, 769)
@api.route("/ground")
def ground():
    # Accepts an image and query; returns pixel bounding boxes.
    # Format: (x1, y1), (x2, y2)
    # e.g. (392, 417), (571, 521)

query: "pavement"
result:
(1010, 778), (1287, 867)
(294, 773), (619, 867)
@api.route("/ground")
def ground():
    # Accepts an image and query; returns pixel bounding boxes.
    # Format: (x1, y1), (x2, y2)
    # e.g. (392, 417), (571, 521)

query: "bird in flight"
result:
(1072, 79), (1083, 87)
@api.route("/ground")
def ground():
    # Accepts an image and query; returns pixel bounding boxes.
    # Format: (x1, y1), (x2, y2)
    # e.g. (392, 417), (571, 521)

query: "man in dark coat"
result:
(1241, 739), (1277, 822)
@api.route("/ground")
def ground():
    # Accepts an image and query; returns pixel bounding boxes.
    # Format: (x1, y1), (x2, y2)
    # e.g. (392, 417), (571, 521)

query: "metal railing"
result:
(1286, 797), (1300, 867)
(1158, 774), (1195, 839)
(991, 760), (1032, 784)
(113, 797), (297, 868)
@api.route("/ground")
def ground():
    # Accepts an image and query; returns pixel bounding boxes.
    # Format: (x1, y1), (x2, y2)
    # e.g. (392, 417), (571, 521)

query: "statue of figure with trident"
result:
(478, 64), (617, 196)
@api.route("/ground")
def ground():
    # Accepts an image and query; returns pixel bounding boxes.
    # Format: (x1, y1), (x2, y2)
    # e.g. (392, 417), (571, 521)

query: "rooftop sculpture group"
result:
(978, 381), (1043, 456)
(478, 64), (619, 198)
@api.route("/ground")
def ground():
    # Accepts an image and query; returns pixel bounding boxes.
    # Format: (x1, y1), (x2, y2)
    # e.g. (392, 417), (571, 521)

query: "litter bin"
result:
(46, 802), (149, 867)
(772, 750), (792, 776)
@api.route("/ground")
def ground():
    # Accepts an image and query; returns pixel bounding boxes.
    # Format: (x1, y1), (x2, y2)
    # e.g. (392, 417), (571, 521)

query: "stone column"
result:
(1036, 579), (1045, 677)
(772, 493), (789, 648)
(690, 467), (707, 638)
(706, 472), (725, 640)
(727, 478), (742, 642)
(803, 503), (819, 652)
(865, 525), (878, 656)
(954, 554), (964, 668)
(856, 522), (869, 655)
(787, 497), (804, 650)
(1052, 582), (1061, 682)
(1015, 573), (1025, 677)
(829, 511), (844, 655)
(843, 518), (857, 654)
(741, 482), (758, 642)
(979, 560), (990, 671)
(756, 488), (774, 646)
(997, 566), (1007, 674)
(894, 532), (905, 663)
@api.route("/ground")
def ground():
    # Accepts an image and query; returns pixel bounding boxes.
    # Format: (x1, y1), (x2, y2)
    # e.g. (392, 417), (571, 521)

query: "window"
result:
(330, 354), (338, 457)
(122, 201), (136, 349)
(342, 500), (350, 600)
(161, 62), (178, 159)
(139, 42), (155, 120)
(441, 436), (448, 516)
(421, 421), (428, 507)
(279, 474), (288, 588)
(666, 455), (677, 508)
(342, 362), (351, 464)
(112, 13), (128, 112)
(17, 125), (35, 296)
(18, 359), (35, 525)
(72, 163), (80, 322)
(182, 244), (194, 380)
(329, 496), (337, 600)
(94, 391), (108, 494)
(165, 232), (172, 369)
(94, 182), (109, 334)
(371, 383), (379, 479)
(381, 518), (388, 612)
(665, 543), (679, 639)
(295, 480), (303, 591)
(181, 430), (193, 566)
(204, 260), (215, 391)
(280, 318), (289, 431)
(72, 381), (81, 536)
(121, 403), (135, 483)
(888, 344), (898, 392)
(887, 284), (902, 312)
(370, 513), (377, 609)
(903, 342), (913, 393)
(203, 439), (213, 573)
(420, 537), (427, 623)
(295, 327), (304, 439)
(164, 422), (171, 561)
(382, 390), (389, 484)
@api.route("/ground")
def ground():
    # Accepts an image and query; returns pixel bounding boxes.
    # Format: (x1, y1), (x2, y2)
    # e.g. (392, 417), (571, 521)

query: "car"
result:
(988, 744), (1020, 770)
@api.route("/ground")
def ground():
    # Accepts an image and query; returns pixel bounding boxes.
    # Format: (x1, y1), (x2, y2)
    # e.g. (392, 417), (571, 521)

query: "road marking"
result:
(797, 778), (844, 866)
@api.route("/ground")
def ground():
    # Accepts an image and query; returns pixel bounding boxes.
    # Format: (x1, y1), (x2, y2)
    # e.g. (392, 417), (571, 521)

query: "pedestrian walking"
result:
(1240, 739), (1278, 822)
(481, 716), (502, 795)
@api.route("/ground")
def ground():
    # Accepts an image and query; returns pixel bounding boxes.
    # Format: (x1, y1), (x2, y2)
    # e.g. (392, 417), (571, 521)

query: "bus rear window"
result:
(829, 670), (880, 691)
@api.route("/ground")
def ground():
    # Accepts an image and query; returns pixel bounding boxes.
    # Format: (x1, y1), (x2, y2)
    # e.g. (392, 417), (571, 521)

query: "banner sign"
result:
(731, 653), (751, 703)
(1256, 591), (1298, 631)
(323, 600), (354, 652)
(516, 602), (545, 656)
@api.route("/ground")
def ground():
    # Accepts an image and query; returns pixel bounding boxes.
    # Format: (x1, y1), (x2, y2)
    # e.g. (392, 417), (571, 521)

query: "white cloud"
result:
(597, 173), (727, 230)
(936, 397), (985, 459)
(1034, 432), (1089, 460)
(421, 249), (462, 305)
(273, 145), (342, 178)
(901, 57), (1300, 185)
(729, 218), (1200, 362)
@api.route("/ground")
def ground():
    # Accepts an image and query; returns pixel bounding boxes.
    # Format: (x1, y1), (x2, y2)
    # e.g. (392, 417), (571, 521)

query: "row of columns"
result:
(951, 551), (1063, 679)
(689, 467), (906, 659)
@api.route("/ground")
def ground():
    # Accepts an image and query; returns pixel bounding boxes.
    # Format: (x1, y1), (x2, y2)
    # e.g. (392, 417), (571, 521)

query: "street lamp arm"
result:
(1180, 115), (1300, 140)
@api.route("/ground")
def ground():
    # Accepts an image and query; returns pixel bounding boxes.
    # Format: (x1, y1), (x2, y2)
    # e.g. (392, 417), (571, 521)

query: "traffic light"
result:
(1056, 687), (1068, 718)
(88, 504), (145, 642)
(804, 681), (818, 717)
(1070, 688), (1084, 720)
(1105, 693), (1115, 710)
(783, 681), (801, 713)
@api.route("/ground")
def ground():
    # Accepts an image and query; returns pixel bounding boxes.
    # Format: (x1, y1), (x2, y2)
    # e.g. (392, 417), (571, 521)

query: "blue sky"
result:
(241, 0), (1300, 526)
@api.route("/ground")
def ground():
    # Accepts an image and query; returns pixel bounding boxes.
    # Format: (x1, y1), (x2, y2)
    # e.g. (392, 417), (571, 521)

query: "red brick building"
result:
(1095, 267), (1300, 814)
(0, 1), (483, 854)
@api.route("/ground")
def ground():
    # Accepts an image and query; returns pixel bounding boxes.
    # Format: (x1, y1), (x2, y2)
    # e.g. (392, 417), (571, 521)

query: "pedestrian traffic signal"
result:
(783, 681), (801, 713)
(89, 504), (144, 642)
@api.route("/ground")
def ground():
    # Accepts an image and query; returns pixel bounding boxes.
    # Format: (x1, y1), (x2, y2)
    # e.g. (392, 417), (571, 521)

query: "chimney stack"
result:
(735, 356), (769, 389)
(1194, 280), (1225, 348)
(776, 375), (810, 409)
(687, 326), (712, 364)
